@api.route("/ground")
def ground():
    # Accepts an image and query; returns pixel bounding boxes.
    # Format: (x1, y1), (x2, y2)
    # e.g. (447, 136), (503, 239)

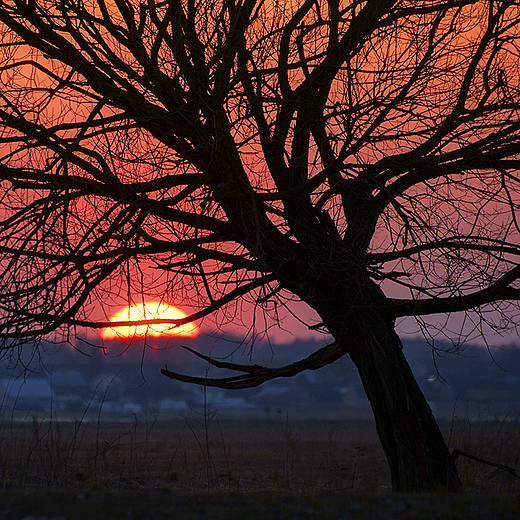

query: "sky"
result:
(93, 294), (520, 352)
(2, 2), (520, 434)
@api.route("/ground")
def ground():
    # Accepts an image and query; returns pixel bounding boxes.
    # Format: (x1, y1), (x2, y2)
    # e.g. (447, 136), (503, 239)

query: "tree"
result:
(1, 0), (520, 492)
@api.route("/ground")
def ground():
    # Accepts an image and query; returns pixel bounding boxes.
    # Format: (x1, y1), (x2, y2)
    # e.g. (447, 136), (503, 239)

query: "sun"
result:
(101, 301), (199, 340)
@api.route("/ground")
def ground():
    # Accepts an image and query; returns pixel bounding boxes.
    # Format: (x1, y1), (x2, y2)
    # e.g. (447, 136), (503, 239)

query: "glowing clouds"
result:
(101, 301), (199, 340)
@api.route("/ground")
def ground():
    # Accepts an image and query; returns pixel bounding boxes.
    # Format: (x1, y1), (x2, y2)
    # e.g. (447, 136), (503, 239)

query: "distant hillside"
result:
(1, 334), (519, 421)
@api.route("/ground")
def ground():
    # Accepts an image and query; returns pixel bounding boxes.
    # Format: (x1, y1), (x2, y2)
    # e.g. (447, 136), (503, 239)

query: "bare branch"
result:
(161, 341), (343, 389)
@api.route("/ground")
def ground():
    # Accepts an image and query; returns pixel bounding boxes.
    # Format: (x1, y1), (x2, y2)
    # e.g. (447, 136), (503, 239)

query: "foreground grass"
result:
(0, 415), (391, 493)
(0, 414), (519, 518)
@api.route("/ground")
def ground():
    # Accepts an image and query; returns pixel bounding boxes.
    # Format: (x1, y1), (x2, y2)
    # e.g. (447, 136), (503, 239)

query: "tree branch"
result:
(160, 340), (343, 389)
(388, 265), (520, 318)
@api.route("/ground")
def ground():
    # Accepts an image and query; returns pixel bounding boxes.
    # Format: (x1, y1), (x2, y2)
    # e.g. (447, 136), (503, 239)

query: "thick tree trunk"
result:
(338, 314), (462, 492)
(281, 257), (461, 492)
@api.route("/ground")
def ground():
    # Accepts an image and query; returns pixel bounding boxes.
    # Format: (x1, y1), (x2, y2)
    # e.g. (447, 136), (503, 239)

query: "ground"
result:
(1, 490), (520, 519)
(0, 415), (519, 519)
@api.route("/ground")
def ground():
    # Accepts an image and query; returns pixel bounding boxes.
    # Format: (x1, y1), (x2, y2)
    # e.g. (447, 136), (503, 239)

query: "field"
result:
(0, 412), (519, 519)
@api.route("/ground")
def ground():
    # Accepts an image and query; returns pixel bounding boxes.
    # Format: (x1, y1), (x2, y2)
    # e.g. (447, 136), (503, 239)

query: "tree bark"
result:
(282, 259), (462, 492)
(335, 313), (462, 492)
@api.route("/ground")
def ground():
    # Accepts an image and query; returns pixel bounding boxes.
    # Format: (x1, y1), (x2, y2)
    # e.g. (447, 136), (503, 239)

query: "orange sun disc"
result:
(101, 301), (199, 340)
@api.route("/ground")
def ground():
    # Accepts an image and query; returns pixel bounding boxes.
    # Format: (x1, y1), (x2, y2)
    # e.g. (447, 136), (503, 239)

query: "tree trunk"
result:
(282, 259), (461, 492)
(340, 315), (462, 492)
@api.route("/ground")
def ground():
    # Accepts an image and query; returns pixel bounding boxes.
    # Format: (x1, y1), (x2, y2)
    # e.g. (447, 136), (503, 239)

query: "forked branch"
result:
(161, 341), (343, 389)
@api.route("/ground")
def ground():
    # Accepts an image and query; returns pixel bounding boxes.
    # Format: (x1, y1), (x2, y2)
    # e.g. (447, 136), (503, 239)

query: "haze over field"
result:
(2, 336), (519, 422)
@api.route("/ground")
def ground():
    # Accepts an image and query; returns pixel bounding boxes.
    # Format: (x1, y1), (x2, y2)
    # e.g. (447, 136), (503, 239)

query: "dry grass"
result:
(0, 406), (519, 495)
(0, 411), (389, 494)
(0, 405), (520, 518)
(446, 414), (520, 494)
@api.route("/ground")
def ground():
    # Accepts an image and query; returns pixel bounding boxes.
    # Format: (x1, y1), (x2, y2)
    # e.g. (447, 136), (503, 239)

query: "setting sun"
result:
(101, 301), (199, 340)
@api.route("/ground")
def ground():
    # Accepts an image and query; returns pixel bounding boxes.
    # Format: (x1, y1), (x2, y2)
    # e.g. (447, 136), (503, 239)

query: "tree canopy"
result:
(2, 0), (520, 349)
(2, 0), (520, 491)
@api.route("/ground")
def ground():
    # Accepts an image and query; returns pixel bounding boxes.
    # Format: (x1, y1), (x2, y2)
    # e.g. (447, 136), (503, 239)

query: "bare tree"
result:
(1, 0), (520, 491)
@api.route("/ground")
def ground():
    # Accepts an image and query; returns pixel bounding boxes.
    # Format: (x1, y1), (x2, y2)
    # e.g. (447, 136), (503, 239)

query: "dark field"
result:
(0, 414), (519, 518)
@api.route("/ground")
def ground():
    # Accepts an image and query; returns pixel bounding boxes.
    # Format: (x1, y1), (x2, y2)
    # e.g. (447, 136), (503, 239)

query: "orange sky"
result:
(2, 1), (520, 350)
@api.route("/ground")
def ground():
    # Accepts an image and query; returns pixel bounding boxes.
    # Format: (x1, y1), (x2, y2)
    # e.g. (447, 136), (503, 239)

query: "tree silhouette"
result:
(2, 0), (520, 491)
